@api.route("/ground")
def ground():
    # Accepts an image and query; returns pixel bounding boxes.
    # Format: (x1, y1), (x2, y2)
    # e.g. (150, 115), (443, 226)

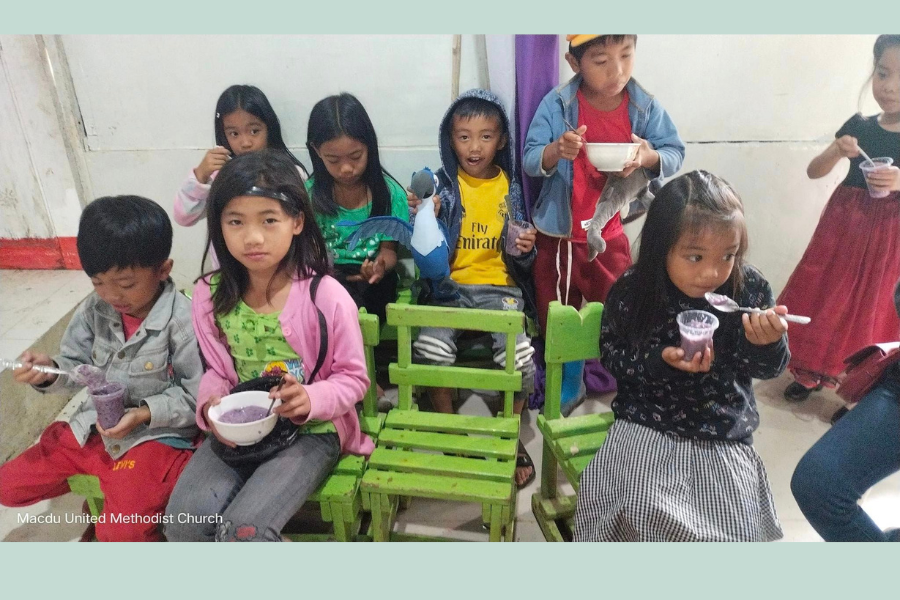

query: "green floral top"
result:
(215, 296), (335, 434)
(308, 176), (409, 265)
(216, 301), (304, 384)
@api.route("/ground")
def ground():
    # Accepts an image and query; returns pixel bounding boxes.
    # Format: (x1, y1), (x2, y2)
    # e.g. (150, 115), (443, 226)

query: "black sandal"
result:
(784, 381), (823, 402)
(516, 441), (536, 490)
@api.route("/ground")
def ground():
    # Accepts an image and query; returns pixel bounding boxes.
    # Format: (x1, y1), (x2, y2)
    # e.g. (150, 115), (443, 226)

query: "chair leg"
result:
(540, 441), (559, 501)
(531, 494), (564, 542)
(503, 498), (517, 542)
(370, 494), (393, 542)
(330, 501), (352, 542)
(488, 504), (503, 542)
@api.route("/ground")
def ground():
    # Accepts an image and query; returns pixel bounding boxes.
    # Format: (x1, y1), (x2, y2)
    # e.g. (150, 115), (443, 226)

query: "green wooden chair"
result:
(70, 310), (384, 542)
(360, 303), (523, 542)
(531, 301), (614, 542)
(285, 309), (384, 541)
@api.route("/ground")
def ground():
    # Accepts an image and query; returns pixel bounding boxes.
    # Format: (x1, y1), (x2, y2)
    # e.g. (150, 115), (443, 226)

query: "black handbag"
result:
(209, 277), (328, 467)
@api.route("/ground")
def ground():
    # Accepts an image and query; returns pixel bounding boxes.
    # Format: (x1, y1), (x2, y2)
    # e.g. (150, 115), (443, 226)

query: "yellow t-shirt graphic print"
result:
(451, 168), (514, 287)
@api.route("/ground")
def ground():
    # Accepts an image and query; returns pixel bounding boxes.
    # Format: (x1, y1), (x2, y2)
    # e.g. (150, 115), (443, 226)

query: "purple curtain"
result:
(515, 35), (559, 220)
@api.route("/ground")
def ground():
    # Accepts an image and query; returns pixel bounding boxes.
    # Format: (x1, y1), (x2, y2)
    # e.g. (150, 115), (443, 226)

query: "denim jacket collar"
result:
(555, 75), (655, 115)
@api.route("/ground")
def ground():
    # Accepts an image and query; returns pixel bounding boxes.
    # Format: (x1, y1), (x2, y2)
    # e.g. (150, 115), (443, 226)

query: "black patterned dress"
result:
(574, 265), (788, 541)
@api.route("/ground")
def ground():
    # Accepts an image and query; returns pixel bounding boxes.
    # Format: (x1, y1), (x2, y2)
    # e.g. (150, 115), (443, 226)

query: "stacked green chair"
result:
(360, 303), (524, 542)
(531, 301), (614, 542)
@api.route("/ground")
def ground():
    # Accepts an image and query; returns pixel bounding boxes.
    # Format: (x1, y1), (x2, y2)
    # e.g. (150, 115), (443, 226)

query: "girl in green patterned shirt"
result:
(306, 93), (409, 323)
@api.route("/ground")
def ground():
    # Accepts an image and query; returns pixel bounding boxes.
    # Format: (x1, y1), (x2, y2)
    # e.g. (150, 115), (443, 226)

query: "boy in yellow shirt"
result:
(409, 89), (538, 488)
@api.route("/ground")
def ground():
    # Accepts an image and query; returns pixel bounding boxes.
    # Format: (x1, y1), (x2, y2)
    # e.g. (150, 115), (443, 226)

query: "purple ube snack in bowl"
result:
(676, 310), (719, 361)
(219, 405), (270, 424)
(207, 391), (280, 446)
(91, 382), (126, 430)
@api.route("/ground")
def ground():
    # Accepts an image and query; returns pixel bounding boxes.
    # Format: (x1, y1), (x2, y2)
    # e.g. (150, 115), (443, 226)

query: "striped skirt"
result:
(574, 420), (782, 542)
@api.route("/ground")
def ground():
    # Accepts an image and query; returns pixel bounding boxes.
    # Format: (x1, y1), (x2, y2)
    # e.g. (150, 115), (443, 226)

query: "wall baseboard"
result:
(0, 237), (81, 270)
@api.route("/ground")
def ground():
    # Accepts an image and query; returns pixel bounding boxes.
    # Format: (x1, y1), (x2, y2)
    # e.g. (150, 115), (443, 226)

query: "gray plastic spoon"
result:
(705, 292), (811, 324)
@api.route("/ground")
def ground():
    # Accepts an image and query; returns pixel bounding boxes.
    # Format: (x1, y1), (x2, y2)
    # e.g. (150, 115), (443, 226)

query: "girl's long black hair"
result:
(200, 150), (329, 317)
(215, 85), (309, 178)
(623, 170), (749, 344)
(305, 92), (398, 217)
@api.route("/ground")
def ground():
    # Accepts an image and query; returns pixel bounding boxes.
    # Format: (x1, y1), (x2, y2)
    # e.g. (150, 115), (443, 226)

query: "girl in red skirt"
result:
(779, 35), (900, 401)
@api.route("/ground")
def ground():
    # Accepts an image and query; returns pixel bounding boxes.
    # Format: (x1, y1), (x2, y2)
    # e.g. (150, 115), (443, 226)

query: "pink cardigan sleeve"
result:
(191, 278), (236, 429)
(174, 169), (214, 227)
(301, 280), (370, 423)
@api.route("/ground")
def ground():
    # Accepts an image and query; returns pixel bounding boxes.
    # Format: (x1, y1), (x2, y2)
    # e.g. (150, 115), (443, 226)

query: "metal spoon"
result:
(705, 292), (811, 324)
(266, 376), (286, 417)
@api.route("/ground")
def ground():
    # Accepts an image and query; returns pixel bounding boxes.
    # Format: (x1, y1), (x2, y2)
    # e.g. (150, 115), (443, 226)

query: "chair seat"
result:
(359, 413), (387, 438)
(536, 412), (613, 491)
(361, 409), (519, 506)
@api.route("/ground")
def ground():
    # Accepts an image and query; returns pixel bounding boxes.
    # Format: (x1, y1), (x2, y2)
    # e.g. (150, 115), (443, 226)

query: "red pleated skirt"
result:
(777, 185), (900, 387)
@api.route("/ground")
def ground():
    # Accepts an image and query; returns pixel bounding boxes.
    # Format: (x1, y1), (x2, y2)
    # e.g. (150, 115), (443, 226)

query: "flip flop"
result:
(516, 440), (536, 490)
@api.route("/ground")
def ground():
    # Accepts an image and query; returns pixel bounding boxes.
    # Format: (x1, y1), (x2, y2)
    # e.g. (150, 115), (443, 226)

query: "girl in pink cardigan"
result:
(165, 150), (372, 542)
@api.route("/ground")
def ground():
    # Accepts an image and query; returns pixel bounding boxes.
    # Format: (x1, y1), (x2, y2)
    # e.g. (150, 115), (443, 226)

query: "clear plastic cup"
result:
(91, 382), (126, 430)
(676, 310), (719, 361)
(505, 220), (533, 257)
(859, 157), (894, 199)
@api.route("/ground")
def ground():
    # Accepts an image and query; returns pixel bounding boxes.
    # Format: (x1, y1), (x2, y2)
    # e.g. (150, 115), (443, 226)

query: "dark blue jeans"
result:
(791, 375), (900, 541)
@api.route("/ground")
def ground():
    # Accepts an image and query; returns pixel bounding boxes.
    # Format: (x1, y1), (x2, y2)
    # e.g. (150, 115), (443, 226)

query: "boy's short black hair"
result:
(570, 35), (638, 62)
(77, 196), (172, 277)
(451, 97), (507, 135)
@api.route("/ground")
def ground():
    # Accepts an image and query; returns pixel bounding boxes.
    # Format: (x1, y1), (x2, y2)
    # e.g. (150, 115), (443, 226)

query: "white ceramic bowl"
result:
(585, 143), (640, 172)
(207, 391), (281, 446)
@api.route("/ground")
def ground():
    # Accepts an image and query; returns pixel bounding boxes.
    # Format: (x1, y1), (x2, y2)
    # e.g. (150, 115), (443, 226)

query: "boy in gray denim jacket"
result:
(0, 196), (202, 541)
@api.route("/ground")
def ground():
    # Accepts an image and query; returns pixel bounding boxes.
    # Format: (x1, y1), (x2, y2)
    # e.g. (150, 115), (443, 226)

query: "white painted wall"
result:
(0, 35), (84, 241)
(62, 34), (490, 285)
(32, 35), (885, 294)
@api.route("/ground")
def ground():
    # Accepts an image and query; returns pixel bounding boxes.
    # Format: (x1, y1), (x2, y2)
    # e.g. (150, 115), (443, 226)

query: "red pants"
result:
(0, 422), (192, 541)
(534, 231), (632, 333)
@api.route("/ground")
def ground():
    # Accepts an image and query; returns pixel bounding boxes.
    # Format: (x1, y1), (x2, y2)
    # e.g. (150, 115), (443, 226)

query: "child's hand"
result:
(270, 374), (311, 420)
(202, 396), (236, 448)
(515, 227), (537, 254)
(615, 134), (660, 178)
(863, 165), (900, 194)
(834, 135), (861, 159)
(557, 125), (587, 161)
(194, 146), (231, 184)
(349, 245), (397, 284)
(353, 256), (387, 284)
(13, 351), (57, 386)
(743, 307), (788, 346)
(97, 406), (151, 439)
(407, 189), (441, 217)
(662, 345), (714, 373)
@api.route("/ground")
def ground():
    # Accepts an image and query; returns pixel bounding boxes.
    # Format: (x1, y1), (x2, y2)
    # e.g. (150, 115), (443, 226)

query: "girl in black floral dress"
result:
(574, 170), (791, 542)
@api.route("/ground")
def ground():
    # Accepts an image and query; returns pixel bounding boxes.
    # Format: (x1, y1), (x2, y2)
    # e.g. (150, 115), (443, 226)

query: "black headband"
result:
(243, 186), (291, 204)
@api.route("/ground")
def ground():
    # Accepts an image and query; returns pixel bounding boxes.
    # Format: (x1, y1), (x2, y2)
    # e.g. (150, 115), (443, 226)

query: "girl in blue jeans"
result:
(791, 280), (900, 542)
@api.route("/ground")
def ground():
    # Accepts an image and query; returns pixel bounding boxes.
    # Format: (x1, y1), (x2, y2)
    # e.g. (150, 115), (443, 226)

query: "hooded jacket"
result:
(432, 88), (537, 319)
